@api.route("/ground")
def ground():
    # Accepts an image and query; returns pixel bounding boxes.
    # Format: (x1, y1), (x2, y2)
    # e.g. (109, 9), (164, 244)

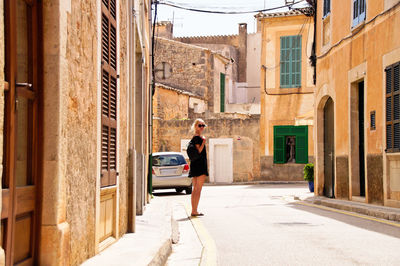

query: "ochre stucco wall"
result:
(315, 0), (400, 205)
(259, 13), (315, 181)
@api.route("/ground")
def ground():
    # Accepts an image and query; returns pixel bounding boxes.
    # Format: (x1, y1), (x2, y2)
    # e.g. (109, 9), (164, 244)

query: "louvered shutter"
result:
(274, 134), (286, 164)
(220, 73), (225, 112)
(386, 62), (400, 152)
(101, 0), (118, 187)
(353, 0), (366, 27)
(295, 126), (308, 164)
(323, 0), (330, 17)
(280, 35), (301, 88)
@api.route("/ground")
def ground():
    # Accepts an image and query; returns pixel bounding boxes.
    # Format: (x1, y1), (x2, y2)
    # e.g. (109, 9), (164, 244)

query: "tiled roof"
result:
(255, 7), (313, 18)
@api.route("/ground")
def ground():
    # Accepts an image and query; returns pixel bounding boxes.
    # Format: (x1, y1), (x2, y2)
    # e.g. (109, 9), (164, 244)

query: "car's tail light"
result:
(152, 168), (155, 175)
(183, 164), (189, 173)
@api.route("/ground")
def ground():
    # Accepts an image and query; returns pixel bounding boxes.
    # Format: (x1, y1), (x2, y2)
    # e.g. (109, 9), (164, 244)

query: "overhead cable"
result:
(156, 0), (307, 14)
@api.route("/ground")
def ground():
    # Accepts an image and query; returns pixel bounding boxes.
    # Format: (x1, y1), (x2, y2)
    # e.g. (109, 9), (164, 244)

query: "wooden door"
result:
(214, 144), (231, 183)
(323, 98), (335, 198)
(2, 0), (41, 265)
(358, 81), (366, 196)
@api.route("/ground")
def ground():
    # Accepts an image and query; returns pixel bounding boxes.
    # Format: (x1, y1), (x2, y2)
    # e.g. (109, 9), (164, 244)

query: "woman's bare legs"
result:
(191, 175), (206, 215)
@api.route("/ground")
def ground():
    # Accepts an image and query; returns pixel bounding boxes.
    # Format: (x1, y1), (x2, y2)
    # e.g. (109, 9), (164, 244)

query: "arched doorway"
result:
(323, 98), (335, 198)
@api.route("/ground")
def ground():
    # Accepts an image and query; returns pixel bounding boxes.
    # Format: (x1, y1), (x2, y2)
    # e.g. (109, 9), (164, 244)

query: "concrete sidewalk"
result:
(304, 196), (400, 223)
(82, 196), (177, 266)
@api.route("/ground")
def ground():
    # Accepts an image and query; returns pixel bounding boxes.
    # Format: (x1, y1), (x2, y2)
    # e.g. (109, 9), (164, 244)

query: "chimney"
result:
(155, 21), (173, 39)
(238, 23), (247, 82)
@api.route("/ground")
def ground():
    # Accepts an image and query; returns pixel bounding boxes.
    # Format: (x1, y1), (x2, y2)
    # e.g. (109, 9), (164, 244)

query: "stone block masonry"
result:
(153, 116), (261, 182)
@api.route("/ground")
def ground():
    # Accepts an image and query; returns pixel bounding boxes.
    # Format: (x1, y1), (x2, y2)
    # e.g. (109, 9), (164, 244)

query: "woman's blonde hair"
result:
(191, 118), (207, 133)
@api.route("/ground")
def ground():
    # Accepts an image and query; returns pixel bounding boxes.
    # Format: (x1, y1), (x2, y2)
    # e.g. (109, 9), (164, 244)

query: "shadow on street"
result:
(288, 202), (400, 239)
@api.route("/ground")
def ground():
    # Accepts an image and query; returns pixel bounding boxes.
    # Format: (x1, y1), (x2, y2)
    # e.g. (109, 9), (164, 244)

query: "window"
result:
(280, 35), (302, 88)
(220, 73), (225, 112)
(101, 0), (118, 187)
(386, 62), (400, 153)
(353, 0), (366, 27)
(152, 154), (187, 166)
(273, 126), (308, 164)
(323, 0), (331, 17)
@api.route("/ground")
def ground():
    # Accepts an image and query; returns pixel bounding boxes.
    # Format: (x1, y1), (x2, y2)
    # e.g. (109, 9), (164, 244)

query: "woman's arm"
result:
(195, 137), (206, 153)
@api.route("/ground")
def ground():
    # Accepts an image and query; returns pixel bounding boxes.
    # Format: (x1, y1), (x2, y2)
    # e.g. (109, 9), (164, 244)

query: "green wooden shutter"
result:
(295, 126), (308, 164)
(292, 36), (302, 87)
(280, 35), (301, 88)
(280, 36), (290, 88)
(273, 127), (286, 164)
(220, 72), (225, 112)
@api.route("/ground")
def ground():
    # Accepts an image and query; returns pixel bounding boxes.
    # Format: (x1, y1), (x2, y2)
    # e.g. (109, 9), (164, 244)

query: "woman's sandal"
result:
(191, 213), (204, 217)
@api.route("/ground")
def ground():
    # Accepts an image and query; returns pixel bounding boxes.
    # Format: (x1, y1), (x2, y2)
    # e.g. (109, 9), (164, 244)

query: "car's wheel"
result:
(185, 187), (192, 195)
(176, 188), (184, 193)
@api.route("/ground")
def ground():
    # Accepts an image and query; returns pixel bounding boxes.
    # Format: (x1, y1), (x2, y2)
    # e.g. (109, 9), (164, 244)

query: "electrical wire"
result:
(317, 0), (400, 59)
(157, 0), (307, 14)
(261, 16), (314, 95)
(263, 16), (310, 71)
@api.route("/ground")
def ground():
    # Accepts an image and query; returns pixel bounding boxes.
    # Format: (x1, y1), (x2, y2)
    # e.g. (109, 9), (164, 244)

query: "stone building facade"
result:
(257, 8), (316, 181)
(0, 0), (152, 265)
(153, 23), (261, 182)
(314, 0), (400, 207)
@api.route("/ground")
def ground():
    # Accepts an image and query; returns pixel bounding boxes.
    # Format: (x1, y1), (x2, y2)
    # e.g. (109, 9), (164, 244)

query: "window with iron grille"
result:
(352, 0), (366, 27)
(323, 0), (331, 17)
(101, 0), (118, 187)
(280, 35), (302, 88)
(386, 62), (400, 153)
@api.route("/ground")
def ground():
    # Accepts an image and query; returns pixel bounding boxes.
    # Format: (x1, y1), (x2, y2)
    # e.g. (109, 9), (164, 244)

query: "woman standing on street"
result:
(189, 118), (209, 217)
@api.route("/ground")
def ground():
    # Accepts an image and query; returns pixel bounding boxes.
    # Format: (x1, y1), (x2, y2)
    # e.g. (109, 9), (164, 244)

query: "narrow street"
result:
(155, 184), (400, 266)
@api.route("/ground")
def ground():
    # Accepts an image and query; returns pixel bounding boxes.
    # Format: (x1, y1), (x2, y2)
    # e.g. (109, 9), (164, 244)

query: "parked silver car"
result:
(152, 152), (192, 194)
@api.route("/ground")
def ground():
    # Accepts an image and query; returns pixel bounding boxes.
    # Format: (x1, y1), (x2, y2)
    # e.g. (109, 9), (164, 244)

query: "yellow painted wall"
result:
(260, 14), (315, 158)
(315, 0), (400, 205)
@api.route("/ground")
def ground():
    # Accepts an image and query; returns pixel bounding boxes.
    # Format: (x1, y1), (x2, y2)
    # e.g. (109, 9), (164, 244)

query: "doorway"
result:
(323, 98), (335, 198)
(209, 139), (233, 183)
(2, 0), (42, 264)
(358, 82), (366, 197)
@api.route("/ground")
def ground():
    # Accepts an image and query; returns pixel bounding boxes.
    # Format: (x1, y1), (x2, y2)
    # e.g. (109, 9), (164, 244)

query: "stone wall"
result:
(65, 0), (99, 263)
(154, 37), (212, 99)
(153, 116), (261, 182)
(260, 156), (315, 181)
(153, 86), (190, 120)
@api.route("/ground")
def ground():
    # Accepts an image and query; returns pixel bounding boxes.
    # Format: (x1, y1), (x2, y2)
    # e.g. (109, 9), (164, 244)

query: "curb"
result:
(149, 202), (178, 266)
(305, 196), (400, 223)
(148, 239), (172, 266)
(204, 181), (307, 186)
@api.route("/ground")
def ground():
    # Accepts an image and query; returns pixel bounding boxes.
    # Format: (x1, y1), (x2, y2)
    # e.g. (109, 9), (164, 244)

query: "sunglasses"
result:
(198, 124), (206, 128)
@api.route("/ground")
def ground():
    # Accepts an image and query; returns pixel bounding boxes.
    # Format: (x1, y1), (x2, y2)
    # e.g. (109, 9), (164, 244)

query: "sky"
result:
(155, 0), (309, 37)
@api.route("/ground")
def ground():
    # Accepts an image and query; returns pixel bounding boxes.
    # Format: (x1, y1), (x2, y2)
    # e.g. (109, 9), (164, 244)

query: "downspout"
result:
(148, 0), (157, 196)
(308, 0), (317, 85)
(128, 0), (136, 233)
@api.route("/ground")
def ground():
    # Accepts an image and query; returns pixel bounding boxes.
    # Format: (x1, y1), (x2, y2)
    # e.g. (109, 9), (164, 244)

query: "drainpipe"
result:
(148, 0), (157, 196)
(307, 0), (317, 85)
(128, 0), (137, 233)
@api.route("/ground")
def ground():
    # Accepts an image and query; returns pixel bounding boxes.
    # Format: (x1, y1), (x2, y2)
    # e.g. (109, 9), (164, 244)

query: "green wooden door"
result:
(220, 73), (225, 112)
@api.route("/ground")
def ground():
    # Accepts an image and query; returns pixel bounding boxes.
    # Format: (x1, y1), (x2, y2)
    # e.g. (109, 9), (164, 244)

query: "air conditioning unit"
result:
(285, 0), (295, 4)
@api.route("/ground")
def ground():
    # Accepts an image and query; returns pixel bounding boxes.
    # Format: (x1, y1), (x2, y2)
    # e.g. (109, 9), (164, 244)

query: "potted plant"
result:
(303, 163), (314, 192)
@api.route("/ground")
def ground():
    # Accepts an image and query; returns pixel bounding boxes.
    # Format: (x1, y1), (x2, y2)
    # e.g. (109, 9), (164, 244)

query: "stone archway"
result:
(315, 84), (336, 197)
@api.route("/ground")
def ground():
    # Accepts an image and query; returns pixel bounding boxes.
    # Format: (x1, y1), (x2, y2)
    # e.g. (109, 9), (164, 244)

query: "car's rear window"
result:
(152, 154), (186, 166)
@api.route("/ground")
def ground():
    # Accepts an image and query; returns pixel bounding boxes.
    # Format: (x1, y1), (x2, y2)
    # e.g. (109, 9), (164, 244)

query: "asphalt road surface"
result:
(154, 184), (400, 266)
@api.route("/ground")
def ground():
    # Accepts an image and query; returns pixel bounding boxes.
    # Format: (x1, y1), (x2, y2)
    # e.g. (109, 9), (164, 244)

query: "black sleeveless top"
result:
(188, 136), (209, 177)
